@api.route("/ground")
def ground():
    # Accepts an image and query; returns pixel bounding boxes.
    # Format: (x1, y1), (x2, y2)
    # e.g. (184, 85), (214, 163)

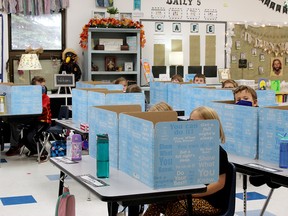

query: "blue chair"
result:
(219, 162), (236, 216)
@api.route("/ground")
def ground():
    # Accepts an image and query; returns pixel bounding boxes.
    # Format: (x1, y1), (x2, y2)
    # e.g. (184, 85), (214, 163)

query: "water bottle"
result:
(71, 134), (82, 161)
(97, 134), (109, 178)
(66, 130), (74, 160)
(279, 138), (288, 168)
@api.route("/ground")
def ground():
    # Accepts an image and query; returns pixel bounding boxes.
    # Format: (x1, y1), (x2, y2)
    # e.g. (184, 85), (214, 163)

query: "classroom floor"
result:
(0, 144), (288, 216)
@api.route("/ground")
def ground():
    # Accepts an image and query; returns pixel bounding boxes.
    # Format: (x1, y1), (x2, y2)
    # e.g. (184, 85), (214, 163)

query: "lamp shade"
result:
(18, 54), (42, 70)
(169, 51), (183, 66)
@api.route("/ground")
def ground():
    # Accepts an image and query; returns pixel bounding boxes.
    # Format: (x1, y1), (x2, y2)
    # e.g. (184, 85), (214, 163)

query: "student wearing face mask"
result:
(233, 85), (258, 107)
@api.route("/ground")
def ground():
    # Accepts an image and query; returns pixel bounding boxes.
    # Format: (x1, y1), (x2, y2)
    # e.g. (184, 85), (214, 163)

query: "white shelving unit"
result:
(84, 28), (141, 84)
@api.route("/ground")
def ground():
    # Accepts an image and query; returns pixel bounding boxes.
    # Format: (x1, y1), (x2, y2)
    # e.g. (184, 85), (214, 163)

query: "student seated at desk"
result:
(222, 79), (238, 88)
(126, 84), (142, 93)
(114, 77), (128, 92)
(144, 106), (229, 216)
(193, 74), (206, 84)
(171, 74), (183, 83)
(6, 76), (52, 158)
(233, 85), (280, 188)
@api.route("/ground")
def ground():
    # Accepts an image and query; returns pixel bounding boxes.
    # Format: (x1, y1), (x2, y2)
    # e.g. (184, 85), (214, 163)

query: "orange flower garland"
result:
(80, 18), (146, 49)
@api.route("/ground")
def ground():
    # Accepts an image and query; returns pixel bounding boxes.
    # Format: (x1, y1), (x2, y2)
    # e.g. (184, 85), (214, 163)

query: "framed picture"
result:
(251, 48), (257, 56)
(235, 40), (241, 50)
(96, 0), (113, 8)
(124, 62), (133, 71)
(240, 52), (246, 59)
(248, 62), (253, 70)
(119, 13), (132, 20)
(231, 54), (237, 63)
(270, 57), (283, 77)
(218, 68), (231, 82)
(258, 66), (264, 75)
(105, 56), (116, 71)
(92, 11), (105, 19)
(259, 53), (265, 62)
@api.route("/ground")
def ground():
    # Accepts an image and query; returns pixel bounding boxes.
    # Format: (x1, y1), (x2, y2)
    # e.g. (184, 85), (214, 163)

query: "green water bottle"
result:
(96, 134), (109, 178)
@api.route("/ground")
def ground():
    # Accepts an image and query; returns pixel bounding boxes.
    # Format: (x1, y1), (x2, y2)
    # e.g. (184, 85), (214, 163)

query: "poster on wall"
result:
(96, 0), (113, 7)
(134, 0), (141, 10)
(270, 57), (283, 77)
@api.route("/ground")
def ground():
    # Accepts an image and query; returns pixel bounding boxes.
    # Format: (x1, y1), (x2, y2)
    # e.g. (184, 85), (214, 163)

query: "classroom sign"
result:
(119, 112), (219, 189)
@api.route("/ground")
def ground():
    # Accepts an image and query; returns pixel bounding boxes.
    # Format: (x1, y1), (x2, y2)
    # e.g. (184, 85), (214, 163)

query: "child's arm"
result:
(192, 173), (226, 197)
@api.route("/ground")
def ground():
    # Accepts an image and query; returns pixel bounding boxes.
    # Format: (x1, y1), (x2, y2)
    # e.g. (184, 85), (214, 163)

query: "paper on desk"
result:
(78, 174), (109, 187)
(245, 163), (282, 172)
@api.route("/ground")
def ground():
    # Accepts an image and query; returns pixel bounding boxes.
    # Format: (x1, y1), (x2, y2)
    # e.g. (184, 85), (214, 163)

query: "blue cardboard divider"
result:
(150, 82), (169, 105)
(211, 101), (258, 159)
(258, 106), (288, 164)
(0, 84), (42, 114)
(76, 81), (123, 90)
(88, 105), (141, 169)
(119, 111), (219, 189)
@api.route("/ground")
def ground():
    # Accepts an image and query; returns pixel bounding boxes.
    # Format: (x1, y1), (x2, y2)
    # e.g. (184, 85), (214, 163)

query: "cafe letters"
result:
(259, 0), (288, 14)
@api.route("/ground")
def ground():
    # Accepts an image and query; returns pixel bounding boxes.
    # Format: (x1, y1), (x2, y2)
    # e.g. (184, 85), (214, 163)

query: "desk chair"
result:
(219, 162), (236, 216)
(33, 123), (51, 163)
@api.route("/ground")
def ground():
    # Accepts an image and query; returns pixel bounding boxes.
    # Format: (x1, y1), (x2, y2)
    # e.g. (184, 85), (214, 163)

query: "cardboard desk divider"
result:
(88, 105), (142, 169)
(118, 111), (220, 189)
(0, 83), (42, 114)
(211, 100), (258, 159)
(72, 88), (109, 125)
(182, 88), (233, 115)
(258, 106), (288, 164)
(167, 83), (207, 110)
(76, 81), (123, 90)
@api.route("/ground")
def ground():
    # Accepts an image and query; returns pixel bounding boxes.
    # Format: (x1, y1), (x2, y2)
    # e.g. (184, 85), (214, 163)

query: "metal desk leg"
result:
(0, 120), (4, 168)
(186, 194), (192, 216)
(58, 171), (65, 196)
(260, 188), (274, 216)
(243, 174), (247, 216)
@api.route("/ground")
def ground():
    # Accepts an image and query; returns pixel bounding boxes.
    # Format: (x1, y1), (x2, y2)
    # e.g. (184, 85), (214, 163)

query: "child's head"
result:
(31, 76), (46, 86)
(222, 79), (238, 88)
(189, 106), (225, 144)
(31, 76), (47, 94)
(233, 85), (258, 107)
(126, 84), (142, 93)
(171, 74), (183, 83)
(148, 102), (173, 112)
(193, 74), (206, 84)
(114, 77), (128, 92)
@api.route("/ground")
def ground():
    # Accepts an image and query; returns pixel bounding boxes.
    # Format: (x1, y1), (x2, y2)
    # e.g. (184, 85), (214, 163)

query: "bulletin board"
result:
(140, 19), (227, 85)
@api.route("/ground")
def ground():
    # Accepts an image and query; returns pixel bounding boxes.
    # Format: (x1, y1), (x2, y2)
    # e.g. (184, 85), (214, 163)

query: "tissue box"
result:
(80, 123), (89, 132)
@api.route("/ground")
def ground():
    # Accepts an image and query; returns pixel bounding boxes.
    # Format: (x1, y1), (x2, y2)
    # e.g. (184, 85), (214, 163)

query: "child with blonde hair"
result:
(144, 106), (229, 216)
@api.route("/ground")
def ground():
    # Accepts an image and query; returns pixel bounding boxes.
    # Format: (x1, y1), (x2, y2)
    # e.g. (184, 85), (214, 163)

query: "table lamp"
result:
(18, 54), (42, 82)
(169, 51), (183, 76)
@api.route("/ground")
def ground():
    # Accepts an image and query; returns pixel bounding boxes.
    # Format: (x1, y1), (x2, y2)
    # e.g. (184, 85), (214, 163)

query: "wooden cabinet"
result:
(83, 28), (141, 84)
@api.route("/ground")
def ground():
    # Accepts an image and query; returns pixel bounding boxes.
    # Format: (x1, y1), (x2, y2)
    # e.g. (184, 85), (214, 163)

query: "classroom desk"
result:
(50, 155), (207, 216)
(0, 113), (41, 167)
(55, 119), (88, 135)
(228, 154), (288, 216)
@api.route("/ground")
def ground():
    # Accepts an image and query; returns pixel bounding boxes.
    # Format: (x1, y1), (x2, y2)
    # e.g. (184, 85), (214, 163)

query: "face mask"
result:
(236, 100), (253, 106)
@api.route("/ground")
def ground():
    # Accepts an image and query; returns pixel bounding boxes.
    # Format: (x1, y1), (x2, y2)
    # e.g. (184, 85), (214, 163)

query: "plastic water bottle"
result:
(66, 130), (74, 160)
(279, 138), (288, 168)
(96, 134), (109, 178)
(71, 134), (82, 161)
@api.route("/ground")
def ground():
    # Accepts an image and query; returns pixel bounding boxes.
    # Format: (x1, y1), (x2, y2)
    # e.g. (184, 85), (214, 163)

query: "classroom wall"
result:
(2, 0), (288, 82)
